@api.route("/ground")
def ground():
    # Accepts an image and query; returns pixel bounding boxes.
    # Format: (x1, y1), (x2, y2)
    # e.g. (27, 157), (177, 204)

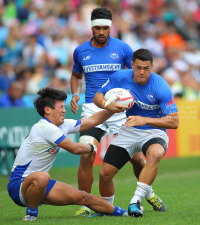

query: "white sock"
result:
(130, 182), (151, 204)
(81, 206), (90, 212)
(100, 195), (114, 205)
(145, 186), (155, 200)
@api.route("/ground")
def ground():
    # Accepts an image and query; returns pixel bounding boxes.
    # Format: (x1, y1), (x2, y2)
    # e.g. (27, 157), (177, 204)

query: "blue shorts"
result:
(7, 179), (56, 207)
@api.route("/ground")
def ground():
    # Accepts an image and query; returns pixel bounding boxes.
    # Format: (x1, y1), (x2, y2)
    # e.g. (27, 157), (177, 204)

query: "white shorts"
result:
(111, 125), (169, 158)
(81, 103), (126, 134)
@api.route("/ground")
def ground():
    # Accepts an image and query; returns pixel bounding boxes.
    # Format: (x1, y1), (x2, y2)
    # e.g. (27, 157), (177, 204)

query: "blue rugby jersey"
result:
(98, 69), (178, 131)
(72, 36), (133, 103)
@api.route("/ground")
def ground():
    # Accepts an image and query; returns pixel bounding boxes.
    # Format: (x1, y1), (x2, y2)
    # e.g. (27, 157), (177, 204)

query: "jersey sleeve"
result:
(72, 47), (83, 73)
(158, 81), (178, 116)
(62, 119), (82, 134)
(41, 123), (66, 146)
(97, 71), (121, 95)
(123, 43), (133, 69)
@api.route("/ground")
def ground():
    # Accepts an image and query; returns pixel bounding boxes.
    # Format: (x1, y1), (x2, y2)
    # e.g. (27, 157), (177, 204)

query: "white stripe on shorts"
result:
(19, 182), (28, 207)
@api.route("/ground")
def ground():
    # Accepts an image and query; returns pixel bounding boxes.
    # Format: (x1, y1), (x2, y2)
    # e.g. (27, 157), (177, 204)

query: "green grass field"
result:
(1, 157), (200, 225)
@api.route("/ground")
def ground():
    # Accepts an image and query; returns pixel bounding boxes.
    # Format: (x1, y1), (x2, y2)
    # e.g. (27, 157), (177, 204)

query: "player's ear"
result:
(44, 106), (50, 115)
(131, 61), (134, 68)
(151, 63), (154, 68)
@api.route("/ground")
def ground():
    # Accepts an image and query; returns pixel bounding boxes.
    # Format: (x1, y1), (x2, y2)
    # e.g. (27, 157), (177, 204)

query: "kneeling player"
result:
(7, 88), (127, 221)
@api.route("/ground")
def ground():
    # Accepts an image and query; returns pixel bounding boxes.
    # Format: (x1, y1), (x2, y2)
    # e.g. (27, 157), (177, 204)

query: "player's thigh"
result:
(21, 171), (50, 200)
(103, 144), (131, 171)
(142, 137), (168, 157)
(42, 181), (85, 205)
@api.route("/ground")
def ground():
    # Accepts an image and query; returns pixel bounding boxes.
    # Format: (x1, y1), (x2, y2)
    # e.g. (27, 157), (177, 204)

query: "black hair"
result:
(132, 49), (153, 64)
(91, 7), (112, 21)
(34, 87), (67, 117)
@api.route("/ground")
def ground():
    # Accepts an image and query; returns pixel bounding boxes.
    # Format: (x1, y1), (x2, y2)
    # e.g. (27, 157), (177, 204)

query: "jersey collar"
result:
(90, 36), (111, 47)
(43, 117), (52, 123)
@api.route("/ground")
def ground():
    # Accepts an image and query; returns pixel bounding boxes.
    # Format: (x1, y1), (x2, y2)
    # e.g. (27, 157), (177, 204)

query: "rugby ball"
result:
(104, 88), (134, 109)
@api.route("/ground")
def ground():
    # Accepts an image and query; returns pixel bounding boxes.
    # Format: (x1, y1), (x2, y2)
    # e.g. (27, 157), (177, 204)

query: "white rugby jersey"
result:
(9, 117), (81, 183)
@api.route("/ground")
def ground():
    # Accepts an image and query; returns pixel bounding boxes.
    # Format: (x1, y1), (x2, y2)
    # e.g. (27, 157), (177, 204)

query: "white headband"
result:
(91, 19), (112, 27)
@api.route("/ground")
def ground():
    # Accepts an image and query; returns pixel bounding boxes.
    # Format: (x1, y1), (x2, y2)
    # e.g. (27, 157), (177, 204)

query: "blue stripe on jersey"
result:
(9, 161), (32, 183)
(43, 117), (52, 123)
(54, 134), (66, 145)
(75, 119), (81, 127)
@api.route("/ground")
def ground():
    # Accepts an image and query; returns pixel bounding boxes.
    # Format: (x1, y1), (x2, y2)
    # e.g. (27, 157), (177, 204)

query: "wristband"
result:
(102, 100), (106, 109)
(89, 144), (94, 152)
(72, 93), (79, 98)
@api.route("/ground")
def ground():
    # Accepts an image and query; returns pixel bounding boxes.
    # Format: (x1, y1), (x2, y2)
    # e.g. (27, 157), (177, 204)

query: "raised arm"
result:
(70, 71), (83, 114)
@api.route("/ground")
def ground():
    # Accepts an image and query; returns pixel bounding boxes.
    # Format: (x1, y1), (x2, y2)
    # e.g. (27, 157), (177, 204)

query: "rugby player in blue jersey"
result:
(7, 87), (128, 221)
(70, 7), (164, 216)
(94, 48), (179, 217)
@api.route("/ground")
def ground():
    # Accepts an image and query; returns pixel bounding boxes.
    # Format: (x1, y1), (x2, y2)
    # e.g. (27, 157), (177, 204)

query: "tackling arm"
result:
(79, 109), (114, 132)
(58, 137), (93, 155)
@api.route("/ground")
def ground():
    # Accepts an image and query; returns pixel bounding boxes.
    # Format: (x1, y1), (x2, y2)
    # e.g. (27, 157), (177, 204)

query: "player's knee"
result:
(75, 191), (91, 205)
(34, 172), (50, 189)
(99, 168), (113, 183)
(147, 148), (164, 163)
(79, 135), (98, 167)
(80, 154), (95, 168)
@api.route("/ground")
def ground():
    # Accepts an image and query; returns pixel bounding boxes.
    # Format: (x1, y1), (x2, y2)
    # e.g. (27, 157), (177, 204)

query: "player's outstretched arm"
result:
(70, 71), (83, 114)
(125, 112), (179, 129)
(94, 92), (127, 113)
(79, 109), (114, 132)
(58, 137), (93, 155)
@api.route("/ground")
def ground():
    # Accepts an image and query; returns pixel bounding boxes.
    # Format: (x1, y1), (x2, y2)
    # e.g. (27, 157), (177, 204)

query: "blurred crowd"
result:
(0, 0), (199, 107)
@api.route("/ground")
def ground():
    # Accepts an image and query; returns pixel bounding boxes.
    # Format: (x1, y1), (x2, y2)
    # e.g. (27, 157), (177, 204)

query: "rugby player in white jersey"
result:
(7, 87), (128, 221)
(71, 7), (165, 216)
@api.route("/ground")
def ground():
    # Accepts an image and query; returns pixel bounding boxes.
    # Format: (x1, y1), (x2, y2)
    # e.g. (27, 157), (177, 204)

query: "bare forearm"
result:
(70, 75), (82, 94)
(58, 139), (92, 155)
(80, 110), (114, 132)
(89, 109), (114, 125)
(146, 115), (179, 129)
(94, 92), (105, 109)
(73, 143), (92, 155)
(125, 113), (179, 129)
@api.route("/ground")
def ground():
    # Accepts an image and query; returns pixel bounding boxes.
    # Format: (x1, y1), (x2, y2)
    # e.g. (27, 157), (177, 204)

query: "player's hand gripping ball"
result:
(104, 88), (134, 109)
